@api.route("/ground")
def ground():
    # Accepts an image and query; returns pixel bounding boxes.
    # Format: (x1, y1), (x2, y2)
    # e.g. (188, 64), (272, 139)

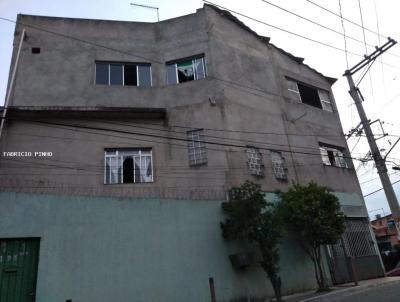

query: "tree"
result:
(220, 181), (284, 302)
(278, 182), (345, 291)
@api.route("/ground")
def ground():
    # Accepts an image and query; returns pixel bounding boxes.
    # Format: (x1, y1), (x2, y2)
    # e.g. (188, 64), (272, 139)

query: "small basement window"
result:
(319, 144), (348, 168)
(287, 79), (333, 112)
(96, 62), (152, 87)
(167, 56), (206, 85)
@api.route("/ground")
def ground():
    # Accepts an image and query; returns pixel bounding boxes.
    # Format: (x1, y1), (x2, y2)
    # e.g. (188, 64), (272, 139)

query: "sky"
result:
(1, 0), (400, 218)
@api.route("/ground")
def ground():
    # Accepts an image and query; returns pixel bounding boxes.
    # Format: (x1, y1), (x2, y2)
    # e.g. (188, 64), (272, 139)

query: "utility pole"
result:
(344, 38), (400, 222)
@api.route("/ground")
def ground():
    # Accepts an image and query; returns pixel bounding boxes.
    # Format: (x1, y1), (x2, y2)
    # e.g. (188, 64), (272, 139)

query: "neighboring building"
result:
(371, 214), (400, 251)
(0, 4), (384, 301)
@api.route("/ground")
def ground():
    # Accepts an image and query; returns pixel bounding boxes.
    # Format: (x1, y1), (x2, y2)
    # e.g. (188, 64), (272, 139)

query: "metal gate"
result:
(0, 238), (40, 302)
(328, 218), (384, 284)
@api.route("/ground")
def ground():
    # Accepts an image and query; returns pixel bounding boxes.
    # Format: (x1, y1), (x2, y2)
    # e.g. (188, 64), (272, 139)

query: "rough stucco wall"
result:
(0, 192), (322, 302)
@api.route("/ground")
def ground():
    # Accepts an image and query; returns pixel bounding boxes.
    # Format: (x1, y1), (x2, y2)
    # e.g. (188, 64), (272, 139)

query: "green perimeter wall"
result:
(0, 192), (333, 301)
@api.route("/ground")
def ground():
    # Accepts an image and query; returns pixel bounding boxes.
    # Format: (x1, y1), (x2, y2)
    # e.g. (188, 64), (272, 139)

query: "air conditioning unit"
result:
(229, 252), (254, 269)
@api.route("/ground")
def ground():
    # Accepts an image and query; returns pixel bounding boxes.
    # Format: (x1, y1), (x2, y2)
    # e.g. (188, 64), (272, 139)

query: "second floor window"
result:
(166, 56), (206, 85)
(104, 148), (153, 184)
(287, 79), (333, 112)
(319, 144), (348, 168)
(96, 62), (152, 87)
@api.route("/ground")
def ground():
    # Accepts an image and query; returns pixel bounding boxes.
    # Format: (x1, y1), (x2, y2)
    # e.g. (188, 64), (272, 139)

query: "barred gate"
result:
(328, 218), (384, 284)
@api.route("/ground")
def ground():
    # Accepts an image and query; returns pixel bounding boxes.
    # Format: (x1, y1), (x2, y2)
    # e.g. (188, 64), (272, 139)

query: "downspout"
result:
(0, 28), (26, 141)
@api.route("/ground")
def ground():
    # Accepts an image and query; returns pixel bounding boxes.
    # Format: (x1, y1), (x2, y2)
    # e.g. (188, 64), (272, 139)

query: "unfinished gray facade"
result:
(0, 4), (383, 302)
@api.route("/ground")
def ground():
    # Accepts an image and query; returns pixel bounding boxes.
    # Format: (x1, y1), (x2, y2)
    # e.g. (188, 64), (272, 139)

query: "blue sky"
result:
(1, 0), (400, 218)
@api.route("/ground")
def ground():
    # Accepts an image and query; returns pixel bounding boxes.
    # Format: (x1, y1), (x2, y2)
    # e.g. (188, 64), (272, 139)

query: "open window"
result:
(287, 79), (333, 112)
(167, 56), (206, 85)
(104, 148), (153, 184)
(319, 144), (348, 168)
(96, 62), (152, 87)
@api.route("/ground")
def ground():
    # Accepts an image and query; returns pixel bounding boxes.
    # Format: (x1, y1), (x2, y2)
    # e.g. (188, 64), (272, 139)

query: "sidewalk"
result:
(280, 276), (400, 302)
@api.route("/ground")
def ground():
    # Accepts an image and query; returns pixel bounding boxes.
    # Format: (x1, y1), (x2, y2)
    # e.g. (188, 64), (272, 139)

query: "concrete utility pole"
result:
(344, 38), (400, 222)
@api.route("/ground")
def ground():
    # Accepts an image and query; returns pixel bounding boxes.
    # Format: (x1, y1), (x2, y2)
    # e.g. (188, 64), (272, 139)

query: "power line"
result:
(338, 0), (349, 69)
(304, 0), (389, 40)
(260, 0), (400, 60)
(1, 116), (369, 163)
(364, 178), (400, 197)
(203, 1), (400, 70)
(0, 16), (162, 65)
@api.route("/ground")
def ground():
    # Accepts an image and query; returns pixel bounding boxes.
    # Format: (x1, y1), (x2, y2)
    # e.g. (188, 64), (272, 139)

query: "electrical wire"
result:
(338, 0), (349, 69)
(364, 178), (400, 197)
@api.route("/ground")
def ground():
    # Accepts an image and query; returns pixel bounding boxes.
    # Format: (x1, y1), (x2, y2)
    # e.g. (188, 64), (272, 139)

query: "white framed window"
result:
(287, 78), (333, 112)
(270, 151), (287, 180)
(246, 147), (264, 176)
(167, 56), (206, 85)
(319, 144), (348, 168)
(187, 129), (207, 166)
(96, 62), (152, 87)
(104, 148), (153, 184)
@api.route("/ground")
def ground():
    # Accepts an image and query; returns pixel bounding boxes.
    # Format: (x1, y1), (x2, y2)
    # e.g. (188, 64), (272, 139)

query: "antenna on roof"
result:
(130, 3), (159, 22)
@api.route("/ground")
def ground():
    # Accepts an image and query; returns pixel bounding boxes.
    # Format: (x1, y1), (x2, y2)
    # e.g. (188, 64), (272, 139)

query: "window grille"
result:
(270, 151), (287, 180)
(187, 130), (207, 166)
(246, 147), (263, 176)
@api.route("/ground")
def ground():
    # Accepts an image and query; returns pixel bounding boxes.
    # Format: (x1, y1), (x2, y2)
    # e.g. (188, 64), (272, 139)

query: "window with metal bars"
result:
(270, 151), (287, 180)
(104, 149), (153, 184)
(187, 130), (207, 166)
(246, 147), (264, 176)
(166, 56), (206, 85)
(95, 62), (152, 87)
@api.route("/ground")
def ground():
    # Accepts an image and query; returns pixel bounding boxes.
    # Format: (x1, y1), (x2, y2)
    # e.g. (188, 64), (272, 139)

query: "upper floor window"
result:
(187, 129), (207, 166)
(104, 148), (153, 184)
(319, 144), (348, 168)
(166, 56), (206, 85)
(96, 62), (152, 87)
(246, 147), (264, 176)
(287, 79), (333, 112)
(270, 151), (287, 180)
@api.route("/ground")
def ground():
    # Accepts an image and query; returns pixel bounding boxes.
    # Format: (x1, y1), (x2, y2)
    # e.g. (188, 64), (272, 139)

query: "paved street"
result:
(332, 281), (400, 302)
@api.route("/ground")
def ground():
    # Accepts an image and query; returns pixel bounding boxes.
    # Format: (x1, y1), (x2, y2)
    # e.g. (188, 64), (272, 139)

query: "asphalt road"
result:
(322, 281), (400, 302)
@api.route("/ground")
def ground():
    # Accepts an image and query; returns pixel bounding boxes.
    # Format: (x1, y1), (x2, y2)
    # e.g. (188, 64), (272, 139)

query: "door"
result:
(0, 238), (40, 302)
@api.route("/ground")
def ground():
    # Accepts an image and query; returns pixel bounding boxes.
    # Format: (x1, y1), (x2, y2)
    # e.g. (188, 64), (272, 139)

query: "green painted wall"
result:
(0, 192), (327, 301)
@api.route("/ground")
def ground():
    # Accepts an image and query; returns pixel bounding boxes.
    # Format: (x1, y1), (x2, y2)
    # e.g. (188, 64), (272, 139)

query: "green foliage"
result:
(278, 182), (345, 245)
(220, 181), (283, 301)
(278, 182), (346, 290)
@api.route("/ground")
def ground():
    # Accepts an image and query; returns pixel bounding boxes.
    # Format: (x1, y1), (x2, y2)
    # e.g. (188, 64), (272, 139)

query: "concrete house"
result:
(0, 4), (384, 301)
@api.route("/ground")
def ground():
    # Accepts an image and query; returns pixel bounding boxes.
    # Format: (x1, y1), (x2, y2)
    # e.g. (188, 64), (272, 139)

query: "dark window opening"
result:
(177, 60), (195, 83)
(327, 150), (336, 166)
(123, 157), (134, 183)
(31, 47), (41, 54)
(167, 56), (206, 85)
(96, 63), (109, 85)
(124, 65), (137, 86)
(297, 83), (322, 109)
